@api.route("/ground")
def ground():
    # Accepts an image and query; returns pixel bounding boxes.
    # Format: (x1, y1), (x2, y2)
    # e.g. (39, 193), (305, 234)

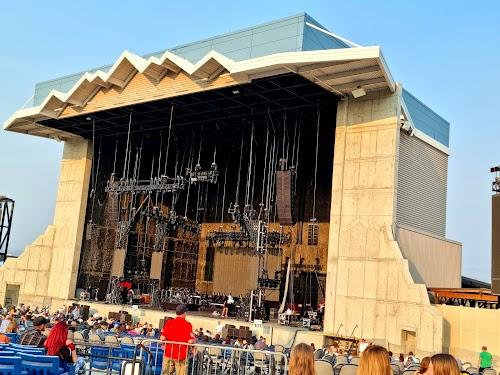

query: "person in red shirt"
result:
(160, 304), (194, 375)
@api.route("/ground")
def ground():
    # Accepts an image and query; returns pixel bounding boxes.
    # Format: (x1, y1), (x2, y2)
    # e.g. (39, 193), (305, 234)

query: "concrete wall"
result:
(0, 139), (91, 305)
(438, 304), (500, 370)
(323, 88), (443, 355)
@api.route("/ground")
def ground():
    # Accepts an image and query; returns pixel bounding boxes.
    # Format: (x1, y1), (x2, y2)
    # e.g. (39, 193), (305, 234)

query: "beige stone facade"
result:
(323, 88), (443, 354)
(0, 139), (91, 305)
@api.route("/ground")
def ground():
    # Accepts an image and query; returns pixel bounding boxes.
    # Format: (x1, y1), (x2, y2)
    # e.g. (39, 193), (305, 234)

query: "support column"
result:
(324, 89), (443, 354)
(47, 139), (92, 300)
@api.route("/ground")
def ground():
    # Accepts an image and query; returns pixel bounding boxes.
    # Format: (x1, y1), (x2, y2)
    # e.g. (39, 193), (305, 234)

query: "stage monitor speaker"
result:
(150, 252), (163, 280)
(276, 170), (296, 225)
(492, 195), (500, 294)
(111, 248), (126, 277)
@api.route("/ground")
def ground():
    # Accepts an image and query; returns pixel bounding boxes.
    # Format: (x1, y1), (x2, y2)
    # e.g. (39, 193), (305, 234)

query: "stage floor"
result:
(65, 299), (326, 348)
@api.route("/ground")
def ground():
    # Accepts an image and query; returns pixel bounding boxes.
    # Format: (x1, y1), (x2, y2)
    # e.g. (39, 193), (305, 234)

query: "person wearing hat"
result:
(19, 316), (48, 347)
(160, 304), (194, 375)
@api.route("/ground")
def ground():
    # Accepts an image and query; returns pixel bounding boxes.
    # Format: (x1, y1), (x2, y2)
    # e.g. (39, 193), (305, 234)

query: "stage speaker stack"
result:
(110, 248), (126, 277)
(150, 252), (163, 280)
(79, 305), (90, 321)
(492, 195), (500, 294)
(276, 170), (296, 225)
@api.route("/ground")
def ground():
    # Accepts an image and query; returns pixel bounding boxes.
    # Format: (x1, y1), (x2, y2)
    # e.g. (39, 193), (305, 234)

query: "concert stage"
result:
(1, 13), (458, 355)
(55, 299), (326, 349)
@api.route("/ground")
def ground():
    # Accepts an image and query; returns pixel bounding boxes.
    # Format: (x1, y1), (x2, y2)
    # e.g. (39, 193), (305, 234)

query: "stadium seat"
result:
(4, 335), (17, 344)
(110, 347), (123, 372)
(349, 356), (360, 365)
(465, 367), (479, 375)
(90, 346), (111, 373)
(145, 346), (163, 375)
(339, 364), (358, 375)
(0, 351), (16, 356)
(0, 355), (21, 375)
(315, 359), (334, 375)
(121, 336), (134, 345)
(18, 352), (65, 375)
(314, 349), (325, 359)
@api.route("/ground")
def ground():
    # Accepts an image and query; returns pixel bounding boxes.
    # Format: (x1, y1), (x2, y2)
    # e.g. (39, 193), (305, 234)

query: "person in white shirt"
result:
(358, 338), (369, 354)
(215, 321), (224, 335)
(227, 294), (234, 304)
(71, 304), (80, 320)
(0, 316), (11, 333)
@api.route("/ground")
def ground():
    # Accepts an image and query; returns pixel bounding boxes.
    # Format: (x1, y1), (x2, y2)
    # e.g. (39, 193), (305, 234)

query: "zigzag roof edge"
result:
(4, 46), (395, 135)
(35, 49), (239, 115)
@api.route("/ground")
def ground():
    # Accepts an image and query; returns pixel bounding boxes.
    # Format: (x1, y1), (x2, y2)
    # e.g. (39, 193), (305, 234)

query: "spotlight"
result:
(351, 87), (366, 98)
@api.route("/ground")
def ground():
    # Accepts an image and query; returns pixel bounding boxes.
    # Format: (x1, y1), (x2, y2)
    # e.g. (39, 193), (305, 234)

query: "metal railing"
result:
(71, 337), (288, 375)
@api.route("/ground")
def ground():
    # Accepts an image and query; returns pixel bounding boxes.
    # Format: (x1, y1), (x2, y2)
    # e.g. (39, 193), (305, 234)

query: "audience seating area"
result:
(313, 351), (498, 375)
(0, 343), (74, 375)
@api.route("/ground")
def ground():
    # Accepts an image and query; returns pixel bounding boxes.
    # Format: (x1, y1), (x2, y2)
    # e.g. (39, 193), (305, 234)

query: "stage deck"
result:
(54, 299), (326, 349)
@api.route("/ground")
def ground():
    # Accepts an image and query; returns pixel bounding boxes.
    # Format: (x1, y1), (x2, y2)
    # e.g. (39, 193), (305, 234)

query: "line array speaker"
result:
(110, 248), (126, 277)
(276, 170), (296, 226)
(150, 251), (163, 280)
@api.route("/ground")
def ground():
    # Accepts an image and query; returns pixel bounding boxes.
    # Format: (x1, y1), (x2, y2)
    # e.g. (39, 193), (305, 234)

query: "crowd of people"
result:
(289, 342), (487, 375)
(0, 302), (160, 374)
(0, 301), (495, 375)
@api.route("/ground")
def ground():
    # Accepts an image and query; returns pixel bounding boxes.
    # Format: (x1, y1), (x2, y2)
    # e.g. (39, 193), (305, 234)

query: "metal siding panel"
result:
(396, 133), (448, 237)
(403, 88), (450, 146)
(302, 27), (349, 50)
(33, 14), (309, 104)
(249, 37), (299, 58)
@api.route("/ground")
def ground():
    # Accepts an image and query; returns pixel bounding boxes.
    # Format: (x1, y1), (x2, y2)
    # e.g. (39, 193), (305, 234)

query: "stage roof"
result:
(2, 13), (450, 148)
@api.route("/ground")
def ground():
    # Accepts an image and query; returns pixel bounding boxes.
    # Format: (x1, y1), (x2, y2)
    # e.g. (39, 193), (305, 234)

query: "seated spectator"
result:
(0, 315), (11, 333)
(19, 316), (47, 347)
(246, 337), (257, 350)
(45, 321), (85, 374)
(310, 343), (316, 351)
(323, 341), (339, 358)
(223, 336), (232, 345)
(145, 324), (156, 337)
(418, 357), (431, 374)
(255, 337), (267, 350)
(234, 337), (244, 347)
(5, 319), (18, 333)
(405, 351), (417, 367)
(358, 345), (392, 375)
(429, 354), (460, 375)
(398, 353), (405, 363)
(0, 331), (10, 343)
(289, 343), (315, 375)
(211, 334), (223, 344)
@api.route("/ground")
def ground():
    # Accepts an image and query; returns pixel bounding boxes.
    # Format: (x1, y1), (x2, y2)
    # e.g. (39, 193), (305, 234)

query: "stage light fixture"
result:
(351, 87), (366, 98)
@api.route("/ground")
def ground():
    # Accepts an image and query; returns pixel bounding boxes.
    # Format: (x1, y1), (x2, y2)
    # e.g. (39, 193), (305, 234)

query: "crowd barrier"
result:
(70, 337), (288, 375)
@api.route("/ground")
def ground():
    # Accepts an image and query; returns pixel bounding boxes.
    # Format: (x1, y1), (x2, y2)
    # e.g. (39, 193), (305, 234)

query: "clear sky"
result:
(0, 1), (499, 282)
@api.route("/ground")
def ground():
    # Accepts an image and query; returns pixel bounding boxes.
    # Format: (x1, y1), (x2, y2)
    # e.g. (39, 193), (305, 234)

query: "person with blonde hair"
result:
(5, 320), (18, 333)
(429, 354), (460, 375)
(289, 343), (315, 375)
(358, 345), (392, 375)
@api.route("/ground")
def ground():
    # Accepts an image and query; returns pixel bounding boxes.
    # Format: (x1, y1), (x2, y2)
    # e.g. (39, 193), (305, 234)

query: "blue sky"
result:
(0, 1), (499, 281)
